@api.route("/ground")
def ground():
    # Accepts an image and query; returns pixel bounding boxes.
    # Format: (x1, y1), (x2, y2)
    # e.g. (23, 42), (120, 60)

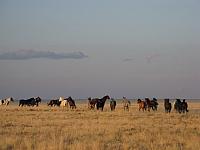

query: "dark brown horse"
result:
(164, 99), (172, 113)
(137, 99), (146, 111)
(145, 98), (158, 111)
(65, 97), (76, 109)
(110, 98), (116, 111)
(145, 98), (151, 111)
(88, 97), (98, 110)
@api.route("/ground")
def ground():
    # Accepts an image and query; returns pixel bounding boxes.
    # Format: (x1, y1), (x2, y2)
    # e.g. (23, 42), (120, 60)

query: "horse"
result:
(96, 95), (110, 111)
(145, 98), (158, 111)
(59, 97), (68, 107)
(19, 97), (41, 107)
(34, 97), (42, 106)
(122, 98), (131, 111)
(110, 98), (116, 111)
(47, 99), (61, 107)
(174, 99), (188, 113)
(181, 99), (189, 113)
(151, 98), (159, 111)
(65, 97), (76, 109)
(174, 99), (183, 113)
(164, 99), (172, 113)
(88, 97), (98, 110)
(0, 97), (14, 106)
(137, 99), (146, 111)
(145, 98), (151, 111)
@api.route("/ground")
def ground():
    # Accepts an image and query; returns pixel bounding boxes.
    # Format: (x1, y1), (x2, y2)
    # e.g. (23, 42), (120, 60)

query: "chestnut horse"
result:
(137, 99), (146, 111)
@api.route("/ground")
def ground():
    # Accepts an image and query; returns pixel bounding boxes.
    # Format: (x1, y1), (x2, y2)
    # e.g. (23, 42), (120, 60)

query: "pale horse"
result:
(59, 97), (68, 107)
(122, 97), (131, 111)
(0, 97), (14, 106)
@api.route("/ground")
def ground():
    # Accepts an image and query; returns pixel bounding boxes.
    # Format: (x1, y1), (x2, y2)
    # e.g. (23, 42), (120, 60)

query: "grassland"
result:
(0, 100), (200, 150)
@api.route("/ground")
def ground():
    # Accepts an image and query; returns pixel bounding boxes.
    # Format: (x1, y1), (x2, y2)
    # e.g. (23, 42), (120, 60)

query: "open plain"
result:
(0, 100), (200, 150)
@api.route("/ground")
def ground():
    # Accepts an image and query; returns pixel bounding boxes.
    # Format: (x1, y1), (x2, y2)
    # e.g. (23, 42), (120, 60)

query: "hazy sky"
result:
(0, 0), (200, 99)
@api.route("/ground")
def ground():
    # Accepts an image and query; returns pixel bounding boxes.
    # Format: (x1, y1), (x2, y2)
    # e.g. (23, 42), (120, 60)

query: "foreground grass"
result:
(0, 101), (200, 150)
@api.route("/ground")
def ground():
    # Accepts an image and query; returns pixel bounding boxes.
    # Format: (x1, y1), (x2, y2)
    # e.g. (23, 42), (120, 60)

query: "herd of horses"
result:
(0, 95), (189, 113)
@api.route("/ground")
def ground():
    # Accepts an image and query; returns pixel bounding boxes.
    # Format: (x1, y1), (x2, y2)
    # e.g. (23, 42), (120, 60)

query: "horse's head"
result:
(137, 99), (141, 103)
(35, 97), (42, 103)
(153, 98), (157, 101)
(66, 96), (73, 101)
(145, 98), (150, 102)
(10, 97), (14, 102)
(104, 95), (110, 100)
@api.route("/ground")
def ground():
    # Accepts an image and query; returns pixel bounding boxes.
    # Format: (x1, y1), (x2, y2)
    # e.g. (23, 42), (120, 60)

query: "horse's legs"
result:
(148, 106), (150, 112)
(142, 108), (144, 112)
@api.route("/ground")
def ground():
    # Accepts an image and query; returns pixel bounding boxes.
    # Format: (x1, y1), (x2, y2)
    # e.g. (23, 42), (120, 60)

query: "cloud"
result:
(0, 50), (88, 60)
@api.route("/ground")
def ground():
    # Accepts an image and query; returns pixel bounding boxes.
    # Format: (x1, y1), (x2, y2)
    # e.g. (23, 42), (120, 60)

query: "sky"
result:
(0, 0), (200, 99)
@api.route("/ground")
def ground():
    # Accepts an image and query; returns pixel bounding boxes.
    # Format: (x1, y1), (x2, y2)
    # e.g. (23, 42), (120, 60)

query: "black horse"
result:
(65, 97), (76, 109)
(110, 98), (116, 111)
(174, 99), (188, 113)
(182, 99), (189, 113)
(151, 98), (159, 111)
(96, 95), (110, 111)
(164, 99), (172, 113)
(47, 99), (61, 107)
(19, 97), (41, 107)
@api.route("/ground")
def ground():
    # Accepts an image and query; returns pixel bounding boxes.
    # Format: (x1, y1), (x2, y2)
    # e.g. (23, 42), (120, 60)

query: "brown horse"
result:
(137, 99), (146, 111)
(145, 98), (151, 111)
(88, 97), (97, 110)
(164, 99), (172, 113)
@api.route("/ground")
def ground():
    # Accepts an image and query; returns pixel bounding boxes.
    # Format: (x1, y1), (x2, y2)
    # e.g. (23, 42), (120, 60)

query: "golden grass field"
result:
(0, 100), (200, 150)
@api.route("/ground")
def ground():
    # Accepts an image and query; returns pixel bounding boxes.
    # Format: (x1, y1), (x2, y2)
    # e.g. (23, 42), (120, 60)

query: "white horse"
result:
(59, 97), (68, 107)
(122, 97), (131, 111)
(0, 97), (14, 106)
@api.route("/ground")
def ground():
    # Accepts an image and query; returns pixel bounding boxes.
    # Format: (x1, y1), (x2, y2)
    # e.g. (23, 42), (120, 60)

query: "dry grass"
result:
(0, 100), (200, 150)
